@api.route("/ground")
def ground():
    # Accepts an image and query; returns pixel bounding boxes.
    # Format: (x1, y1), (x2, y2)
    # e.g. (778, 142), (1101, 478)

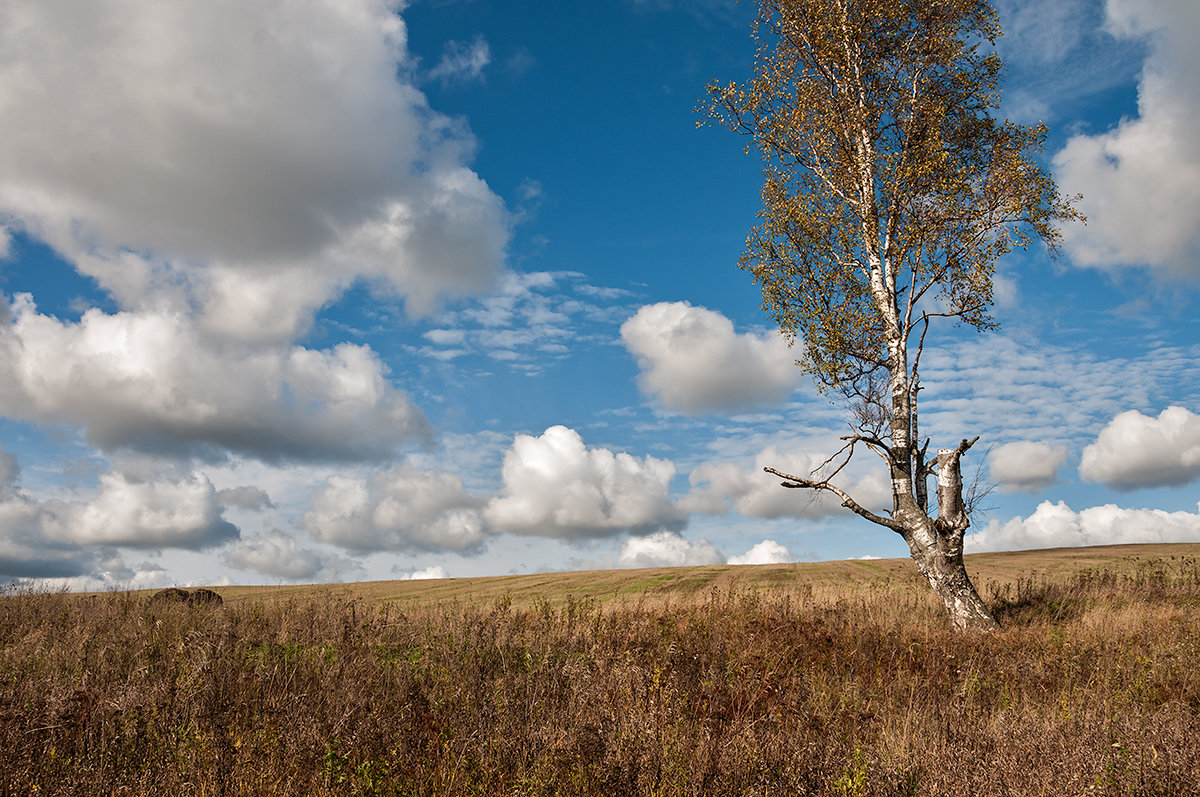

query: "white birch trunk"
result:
(904, 446), (997, 631)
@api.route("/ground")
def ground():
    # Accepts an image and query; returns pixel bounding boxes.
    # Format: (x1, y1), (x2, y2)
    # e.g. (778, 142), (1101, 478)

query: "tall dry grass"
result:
(2, 557), (1198, 795)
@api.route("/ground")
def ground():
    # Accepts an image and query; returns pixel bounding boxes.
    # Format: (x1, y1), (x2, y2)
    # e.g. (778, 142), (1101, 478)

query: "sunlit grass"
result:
(3, 544), (1198, 795)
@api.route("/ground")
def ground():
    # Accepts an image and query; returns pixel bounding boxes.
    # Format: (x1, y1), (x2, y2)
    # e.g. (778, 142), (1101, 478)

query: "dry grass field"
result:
(2, 543), (1198, 795)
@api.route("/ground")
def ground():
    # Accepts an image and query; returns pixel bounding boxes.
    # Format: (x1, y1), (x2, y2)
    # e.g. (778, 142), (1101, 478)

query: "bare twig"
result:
(764, 465), (903, 532)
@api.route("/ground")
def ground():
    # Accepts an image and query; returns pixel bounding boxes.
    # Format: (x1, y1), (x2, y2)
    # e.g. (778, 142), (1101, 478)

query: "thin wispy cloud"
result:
(428, 36), (491, 85)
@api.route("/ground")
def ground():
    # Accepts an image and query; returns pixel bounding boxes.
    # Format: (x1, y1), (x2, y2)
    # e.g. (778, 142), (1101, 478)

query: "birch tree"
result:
(705, 0), (1080, 631)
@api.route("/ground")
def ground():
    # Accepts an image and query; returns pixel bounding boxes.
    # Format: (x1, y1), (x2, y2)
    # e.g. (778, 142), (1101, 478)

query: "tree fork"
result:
(915, 437), (996, 631)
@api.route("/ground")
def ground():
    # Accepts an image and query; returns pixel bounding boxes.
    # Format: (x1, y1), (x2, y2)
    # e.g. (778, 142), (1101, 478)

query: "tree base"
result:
(907, 533), (999, 632)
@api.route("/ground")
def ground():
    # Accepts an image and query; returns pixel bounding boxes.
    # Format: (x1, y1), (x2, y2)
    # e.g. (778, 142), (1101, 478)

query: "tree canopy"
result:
(707, 0), (1079, 403)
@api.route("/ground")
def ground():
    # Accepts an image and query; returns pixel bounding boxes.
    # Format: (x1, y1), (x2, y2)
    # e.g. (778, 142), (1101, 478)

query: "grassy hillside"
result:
(4, 543), (1198, 796)
(212, 541), (1200, 608)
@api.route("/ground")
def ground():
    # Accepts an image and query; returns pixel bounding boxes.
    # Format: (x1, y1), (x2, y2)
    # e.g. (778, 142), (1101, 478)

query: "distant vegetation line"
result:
(2, 543), (1198, 795)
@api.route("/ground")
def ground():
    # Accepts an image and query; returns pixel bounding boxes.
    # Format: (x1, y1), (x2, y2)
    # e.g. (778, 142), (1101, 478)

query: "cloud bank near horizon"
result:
(967, 500), (1200, 552)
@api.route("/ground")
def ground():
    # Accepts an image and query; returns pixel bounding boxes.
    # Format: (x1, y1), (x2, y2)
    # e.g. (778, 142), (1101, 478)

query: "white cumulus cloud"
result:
(620, 302), (798, 414)
(0, 461), (239, 580)
(54, 471), (239, 550)
(217, 486), (275, 511)
(0, 496), (95, 580)
(0, 0), (509, 340)
(0, 447), (91, 578)
(988, 441), (1069, 492)
(304, 467), (486, 553)
(485, 426), (683, 539)
(617, 534), (792, 570)
(966, 500), (1200, 552)
(1079, 406), (1200, 490)
(0, 295), (430, 462)
(618, 531), (723, 569)
(223, 530), (354, 581)
(1053, 0), (1200, 278)
(396, 565), (448, 580)
(727, 539), (792, 565)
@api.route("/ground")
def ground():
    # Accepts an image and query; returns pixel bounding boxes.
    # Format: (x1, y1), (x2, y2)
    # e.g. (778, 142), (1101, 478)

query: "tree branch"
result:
(840, 432), (890, 465)
(763, 465), (904, 532)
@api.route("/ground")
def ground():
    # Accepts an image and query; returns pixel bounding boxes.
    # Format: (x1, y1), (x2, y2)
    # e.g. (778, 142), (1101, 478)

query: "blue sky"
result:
(0, 0), (1198, 589)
